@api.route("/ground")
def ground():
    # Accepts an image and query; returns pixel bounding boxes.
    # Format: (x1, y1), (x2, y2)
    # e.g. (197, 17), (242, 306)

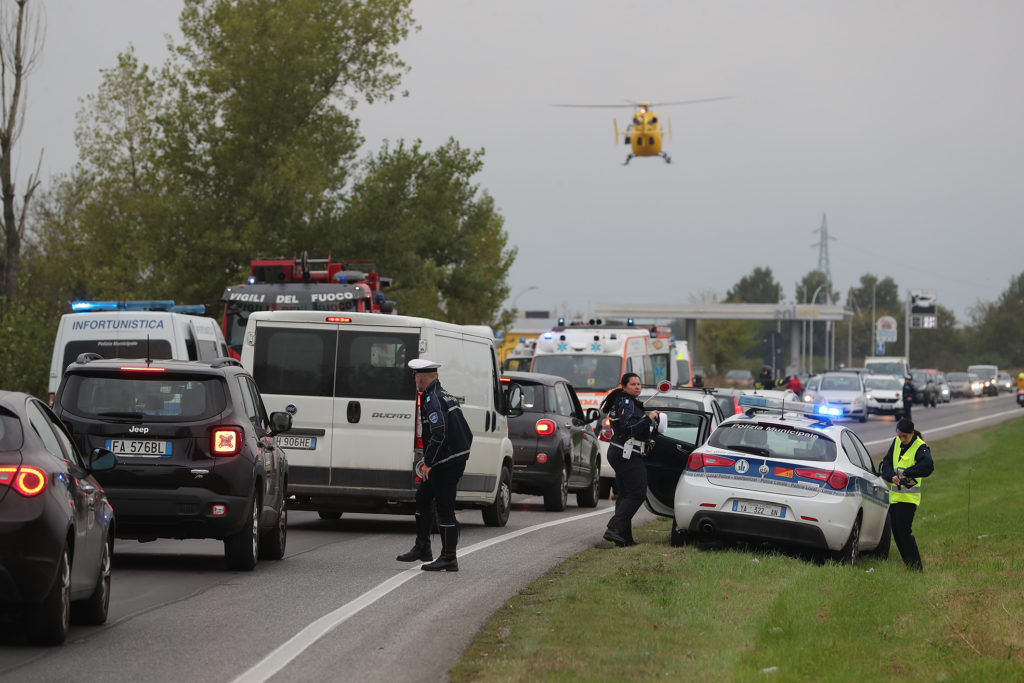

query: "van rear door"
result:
(249, 319), (338, 486)
(331, 324), (419, 489)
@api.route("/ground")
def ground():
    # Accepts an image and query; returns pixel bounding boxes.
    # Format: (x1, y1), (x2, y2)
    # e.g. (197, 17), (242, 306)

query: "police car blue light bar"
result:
(169, 304), (206, 314)
(814, 405), (843, 417)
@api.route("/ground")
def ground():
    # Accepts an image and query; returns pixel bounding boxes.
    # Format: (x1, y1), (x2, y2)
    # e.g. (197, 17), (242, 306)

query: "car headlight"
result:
(864, 394), (873, 400)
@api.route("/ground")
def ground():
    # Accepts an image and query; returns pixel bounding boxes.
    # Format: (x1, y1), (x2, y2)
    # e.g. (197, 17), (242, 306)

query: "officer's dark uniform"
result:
(879, 425), (934, 571)
(902, 378), (916, 421)
(604, 394), (655, 546)
(396, 363), (473, 572)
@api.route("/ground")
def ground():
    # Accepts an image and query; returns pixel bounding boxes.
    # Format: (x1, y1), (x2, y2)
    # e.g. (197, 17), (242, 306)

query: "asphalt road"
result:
(1, 392), (1019, 682)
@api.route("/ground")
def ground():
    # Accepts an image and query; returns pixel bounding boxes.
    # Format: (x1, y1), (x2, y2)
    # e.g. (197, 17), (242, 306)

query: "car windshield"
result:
(530, 354), (622, 392)
(911, 371), (934, 384)
(0, 408), (24, 451)
(967, 366), (997, 381)
(59, 374), (228, 421)
(946, 373), (968, 381)
(864, 377), (902, 391)
(819, 375), (861, 391)
(708, 423), (837, 462)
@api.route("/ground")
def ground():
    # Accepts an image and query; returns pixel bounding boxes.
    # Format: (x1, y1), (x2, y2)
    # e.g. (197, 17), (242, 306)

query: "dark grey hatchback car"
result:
(54, 355), (291, 571)
(502, 371), (601, 511)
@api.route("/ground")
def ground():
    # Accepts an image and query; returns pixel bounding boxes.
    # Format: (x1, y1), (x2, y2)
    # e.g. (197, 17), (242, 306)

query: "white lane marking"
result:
(861, 408), (1024, 447)
(232, 506), (613, 683)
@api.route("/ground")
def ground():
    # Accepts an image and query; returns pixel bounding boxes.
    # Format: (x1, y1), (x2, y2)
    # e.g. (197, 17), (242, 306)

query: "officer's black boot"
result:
(422, 524), (459, 572)
(396, 512), (433, 562)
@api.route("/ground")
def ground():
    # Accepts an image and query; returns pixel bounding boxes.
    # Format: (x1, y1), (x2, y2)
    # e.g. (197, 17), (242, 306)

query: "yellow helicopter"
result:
(553, 97), (734, 165)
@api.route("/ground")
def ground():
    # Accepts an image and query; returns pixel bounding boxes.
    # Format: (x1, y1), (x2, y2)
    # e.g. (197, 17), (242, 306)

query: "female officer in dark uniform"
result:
(601, 373), (659, 547)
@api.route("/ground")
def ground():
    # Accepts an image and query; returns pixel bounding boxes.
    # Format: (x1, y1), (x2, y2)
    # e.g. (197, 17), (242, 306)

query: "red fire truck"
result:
(220, 252), (396, 358)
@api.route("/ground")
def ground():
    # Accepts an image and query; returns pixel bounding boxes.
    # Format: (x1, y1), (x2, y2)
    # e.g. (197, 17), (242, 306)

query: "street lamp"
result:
(807, 283), (826, 374)
(511, 286), (538, 314)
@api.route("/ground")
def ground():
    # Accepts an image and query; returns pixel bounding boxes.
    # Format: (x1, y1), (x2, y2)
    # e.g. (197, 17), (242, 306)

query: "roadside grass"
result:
(453, 418), (1024, 682)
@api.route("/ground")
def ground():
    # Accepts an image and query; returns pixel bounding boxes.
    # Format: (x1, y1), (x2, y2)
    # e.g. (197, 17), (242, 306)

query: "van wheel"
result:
(543, 466), (568, 512)
(225, 493), (260, 571)
(576, 463), (600, 508)
(482, 466), (511, 527)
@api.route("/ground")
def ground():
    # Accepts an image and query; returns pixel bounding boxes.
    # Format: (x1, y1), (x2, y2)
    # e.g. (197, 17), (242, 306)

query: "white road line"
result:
(861, 408), (1024, 447)
(232, 506), (613, 683)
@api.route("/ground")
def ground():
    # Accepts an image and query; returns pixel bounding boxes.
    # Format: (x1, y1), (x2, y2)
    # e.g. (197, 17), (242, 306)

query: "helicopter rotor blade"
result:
(648, 96), (737, 107)
(551, 103), (631, 108)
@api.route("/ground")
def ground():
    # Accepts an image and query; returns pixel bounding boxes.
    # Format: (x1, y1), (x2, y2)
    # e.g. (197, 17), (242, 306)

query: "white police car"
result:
(644, 395), (891, 565)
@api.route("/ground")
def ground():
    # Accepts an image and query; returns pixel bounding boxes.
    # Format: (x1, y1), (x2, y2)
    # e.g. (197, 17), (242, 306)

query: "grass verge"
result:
(453, 418), (1024, 682)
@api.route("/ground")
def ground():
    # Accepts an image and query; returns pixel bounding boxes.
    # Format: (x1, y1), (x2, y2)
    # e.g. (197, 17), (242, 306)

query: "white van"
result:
(47, 301), (229, 403)
(240, 310), (518, 526)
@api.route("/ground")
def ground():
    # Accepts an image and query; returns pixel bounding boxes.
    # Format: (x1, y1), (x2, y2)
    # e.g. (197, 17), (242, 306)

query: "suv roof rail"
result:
(75, 352), (105, 364)
(211, 357), (243, 369)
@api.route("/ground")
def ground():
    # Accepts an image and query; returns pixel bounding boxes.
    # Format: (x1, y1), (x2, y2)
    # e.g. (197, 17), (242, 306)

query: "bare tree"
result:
(0, 0), (42, 299)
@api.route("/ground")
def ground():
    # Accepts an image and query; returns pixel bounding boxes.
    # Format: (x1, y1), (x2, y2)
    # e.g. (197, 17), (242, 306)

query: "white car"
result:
(804, 371), (868, 423)
(639, 386), (725, 426)
(644, 395), (891, 565)
(862, 374), (905, 418)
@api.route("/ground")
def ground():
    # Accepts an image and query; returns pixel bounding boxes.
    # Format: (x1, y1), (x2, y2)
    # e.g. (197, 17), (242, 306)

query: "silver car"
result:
(805, 372), (868, 422)
(863, 374), (905, 418)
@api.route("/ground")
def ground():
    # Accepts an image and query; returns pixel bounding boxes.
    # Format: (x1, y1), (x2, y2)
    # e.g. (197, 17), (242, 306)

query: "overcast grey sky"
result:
(20, 1), (1024, 323)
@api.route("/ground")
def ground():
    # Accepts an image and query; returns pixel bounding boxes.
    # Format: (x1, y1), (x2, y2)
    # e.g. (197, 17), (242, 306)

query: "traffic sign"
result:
(876, 315), (898, 343)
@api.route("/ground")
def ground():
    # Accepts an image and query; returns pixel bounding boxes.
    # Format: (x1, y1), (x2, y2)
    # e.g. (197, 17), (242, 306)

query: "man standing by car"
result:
(879, 419), (934, 571)
(901, 375), (916, 421)
(396, 359), (473, 572)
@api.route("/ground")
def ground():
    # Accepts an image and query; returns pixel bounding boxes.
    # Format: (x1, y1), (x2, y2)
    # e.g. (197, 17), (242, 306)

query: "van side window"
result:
(184, 332), (198, 361)
(253, 327), (336, 397)
(335, 332), (418, 400)
(650, 353), (669, 384)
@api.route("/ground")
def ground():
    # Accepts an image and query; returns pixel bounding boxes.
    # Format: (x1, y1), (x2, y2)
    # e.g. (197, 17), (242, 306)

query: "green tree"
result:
(968, 272), (1024, 368)
(725, 266), (783, 303)
(848, 274), (900, 313)
(336, 138), (515, 326)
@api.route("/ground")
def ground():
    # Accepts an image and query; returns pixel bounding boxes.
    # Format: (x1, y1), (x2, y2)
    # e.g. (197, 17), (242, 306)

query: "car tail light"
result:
(795, 468), (849, 490)
(536, 453), (548, 463)
(599, 416), (612, 442)
(536, 419), (556, 436)
(119, 366), (167, 373)
(686, 452), (735, 471)
(211, 428), (243, 456)
(0, 465), (47, 497)
(326, 316), (352, 323)
(414, 391), (423, 450)
(732, 397), (742, 415)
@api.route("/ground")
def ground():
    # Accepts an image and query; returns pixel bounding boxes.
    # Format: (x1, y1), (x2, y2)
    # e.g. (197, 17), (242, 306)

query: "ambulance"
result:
(47, 300), (229, 403)
(530, 320), (667, 497)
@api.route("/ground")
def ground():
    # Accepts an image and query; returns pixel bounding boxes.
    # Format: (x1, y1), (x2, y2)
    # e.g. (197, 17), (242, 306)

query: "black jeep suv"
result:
(54, 355), (290, 570)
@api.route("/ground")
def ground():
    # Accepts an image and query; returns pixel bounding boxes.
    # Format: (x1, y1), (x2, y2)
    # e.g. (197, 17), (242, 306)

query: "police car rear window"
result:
(59, 374), (227, 421)
(641, 395), (703, 412)
(63, 339), (173, 372)
(0, 409), (23, 450)
(707, 423), (837, 462)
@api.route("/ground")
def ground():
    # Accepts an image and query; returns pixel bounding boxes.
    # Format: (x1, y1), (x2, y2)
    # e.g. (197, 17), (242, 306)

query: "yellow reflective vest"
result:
(889, 436), (925, 505)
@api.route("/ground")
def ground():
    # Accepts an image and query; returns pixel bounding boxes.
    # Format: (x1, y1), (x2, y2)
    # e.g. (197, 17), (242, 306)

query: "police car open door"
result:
(643, 407), (713, 517)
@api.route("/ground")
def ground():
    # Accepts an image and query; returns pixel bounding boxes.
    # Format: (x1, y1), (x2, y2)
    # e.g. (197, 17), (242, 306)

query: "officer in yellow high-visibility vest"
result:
(879, 418), (934, 571)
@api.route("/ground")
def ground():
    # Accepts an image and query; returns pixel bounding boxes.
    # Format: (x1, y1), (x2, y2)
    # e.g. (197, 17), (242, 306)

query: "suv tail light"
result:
(211, 428), (243, 456)
(686, 452), (736, 471)
(0, 465), (47, 497)
(795, 468), (849, 490)
(598, 416), (612, 442)
(535, 419), (556, 436)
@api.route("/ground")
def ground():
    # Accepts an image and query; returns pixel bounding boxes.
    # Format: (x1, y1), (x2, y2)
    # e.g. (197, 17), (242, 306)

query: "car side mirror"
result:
(503, 383), (524, 418)
(89, 448), (116, 472)
(269, 411), (292, 436)
(585, 407), (601, 423)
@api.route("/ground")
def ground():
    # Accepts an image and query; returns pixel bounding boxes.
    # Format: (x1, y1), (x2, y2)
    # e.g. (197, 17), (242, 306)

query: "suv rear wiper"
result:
(96, 411), (144, 420)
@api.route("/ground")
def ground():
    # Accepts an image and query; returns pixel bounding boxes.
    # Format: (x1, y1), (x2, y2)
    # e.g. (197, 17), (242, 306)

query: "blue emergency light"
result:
(247, 276), (257, 284)
(815, 405), (843, 417)
(71, 300), (206, 314)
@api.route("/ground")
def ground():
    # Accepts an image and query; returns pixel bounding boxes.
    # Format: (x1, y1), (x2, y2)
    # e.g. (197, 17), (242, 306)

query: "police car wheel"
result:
(832, 516), (861, 567)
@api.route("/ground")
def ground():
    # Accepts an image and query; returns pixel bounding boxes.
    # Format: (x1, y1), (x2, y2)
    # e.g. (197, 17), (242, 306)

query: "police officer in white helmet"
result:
(396, 359), (473, 571)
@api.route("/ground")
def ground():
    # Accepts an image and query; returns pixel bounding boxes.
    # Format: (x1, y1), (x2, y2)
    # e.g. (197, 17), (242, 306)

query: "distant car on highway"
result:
(724, 369), (754, 387)
(910, 369), (941, 407)
(862, 374), (905, 419)
(0, 390), (117, 644)
(502, 371), (601, 511)
(646, 394), (891, 565)
(803, 371), (868, 422)
(967, 364), (1000, 396)
(996, 371), (1013, 393)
